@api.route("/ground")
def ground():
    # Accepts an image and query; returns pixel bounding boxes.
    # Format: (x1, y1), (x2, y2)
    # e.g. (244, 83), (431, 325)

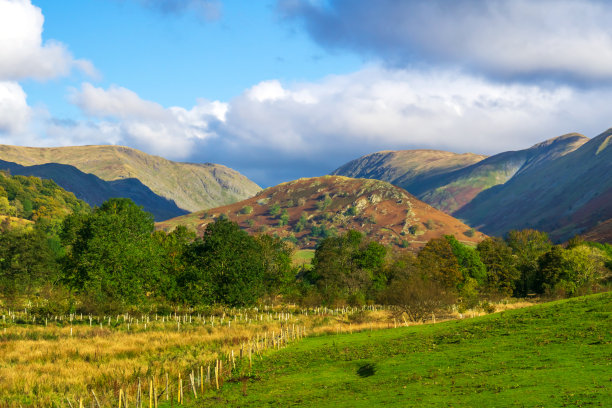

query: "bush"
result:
(269, 203), (281, 217)
(240, 206), (253, 215)
(464, 228), (475, 237)
(424, 219), (435, 230)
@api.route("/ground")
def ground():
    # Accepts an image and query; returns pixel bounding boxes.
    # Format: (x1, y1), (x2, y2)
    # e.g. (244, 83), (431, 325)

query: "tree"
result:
(506, 229), (552, 296)
(182, 219), (265, 306)
(477, 237), (519, 296)
(61, 198), (161, 311)
(255, 234), (295, 296)
(382, 275), (456, 322)
(152, 226), (196, 302)
(417, 238), (463, 290)
(309, 230), (385, 305)
(0, 227), (59, 305)
(444, 235), (487, 285)
(537, 244), (610, 297)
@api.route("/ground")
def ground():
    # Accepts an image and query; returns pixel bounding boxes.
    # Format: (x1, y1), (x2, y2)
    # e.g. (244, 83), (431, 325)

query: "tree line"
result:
(0, 197), (610, 315)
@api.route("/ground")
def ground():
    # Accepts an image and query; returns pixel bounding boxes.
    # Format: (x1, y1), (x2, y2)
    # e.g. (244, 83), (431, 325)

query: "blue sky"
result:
(1, 0), (612, 186)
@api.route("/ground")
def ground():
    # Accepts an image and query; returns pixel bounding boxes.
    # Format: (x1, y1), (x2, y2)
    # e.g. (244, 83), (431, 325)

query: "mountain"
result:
(0, 160), (187, 221)
(157, 176), (486, 250)
(332, 134), (588, 213)
(455, 129), (612, 241)
(331, 150), (487, 212)
(0, 144), (261, 216)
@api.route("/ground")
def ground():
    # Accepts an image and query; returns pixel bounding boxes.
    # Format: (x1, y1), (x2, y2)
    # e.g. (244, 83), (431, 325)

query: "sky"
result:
(1, 0), (612, 187)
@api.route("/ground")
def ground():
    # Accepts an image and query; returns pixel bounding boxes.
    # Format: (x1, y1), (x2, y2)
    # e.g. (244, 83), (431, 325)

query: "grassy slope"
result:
(195, 293), (611, 407)
(0, 144), (261, 213)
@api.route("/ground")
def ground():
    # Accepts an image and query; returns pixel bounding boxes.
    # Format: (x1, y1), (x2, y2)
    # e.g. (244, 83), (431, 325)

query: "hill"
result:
(333, 134), (587, 213)
(582, 219), (612, 244)
(456, 128), (612, 241)
(157, 176), (485, 249)
(0, 171), (89, 222)
(199, 293), (611, 407)
(0, 160), (187, 221)
(0, 144), (261, 216)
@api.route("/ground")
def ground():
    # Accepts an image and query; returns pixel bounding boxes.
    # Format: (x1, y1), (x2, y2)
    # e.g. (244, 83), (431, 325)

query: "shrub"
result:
(464, 228), (475, 237)
(269, 203), (281, 217)
(424, 219), (435, 230)
(240, 206), (253, 215)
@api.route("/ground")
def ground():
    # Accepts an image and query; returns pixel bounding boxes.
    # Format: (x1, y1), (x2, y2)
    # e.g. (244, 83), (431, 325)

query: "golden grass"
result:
(0, 301), (535, 406)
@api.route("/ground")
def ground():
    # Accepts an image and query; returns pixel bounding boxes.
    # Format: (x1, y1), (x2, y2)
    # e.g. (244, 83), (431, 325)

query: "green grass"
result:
(293, 249), (315, 266)
(188, 293), (611, 407)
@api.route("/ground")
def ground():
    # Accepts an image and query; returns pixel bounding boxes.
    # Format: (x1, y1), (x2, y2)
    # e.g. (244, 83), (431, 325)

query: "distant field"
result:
(193, 292), (611, 407)
(293, 249), (315, 267)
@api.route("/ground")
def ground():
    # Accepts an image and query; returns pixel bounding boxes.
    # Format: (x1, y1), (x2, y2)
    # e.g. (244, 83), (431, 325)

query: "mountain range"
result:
(0, 145), (260, 220)
(333, 129), (611, 242)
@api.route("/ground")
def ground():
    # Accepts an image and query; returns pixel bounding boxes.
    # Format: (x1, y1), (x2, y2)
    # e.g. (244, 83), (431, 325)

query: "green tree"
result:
(444, 235), (487, 285)
(256, 234), (295, 296)
(61, 198), (161, 311)
(477, 237), (519, 296)
(152, 226), (196, 302)
(0, 227), (59, 305)
(182, 219), (265, 306)
(308, 231), (387, 305)
(506, 229), (552, 296)
(537, 244), (609, 297)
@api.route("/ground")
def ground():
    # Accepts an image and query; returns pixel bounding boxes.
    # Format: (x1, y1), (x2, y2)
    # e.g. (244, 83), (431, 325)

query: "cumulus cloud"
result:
(200, 66), (612, 185)
(0, 0), (95, 81)
(279, 0), (612, 83)
(69, 83), (227, 158)
(0, 82), (31, 135)
(132, 0), (222, 21)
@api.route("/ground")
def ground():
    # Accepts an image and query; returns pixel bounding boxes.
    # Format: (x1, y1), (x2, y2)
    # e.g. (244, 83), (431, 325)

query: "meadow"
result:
(2, 293), (607, 407)
(0, 304), (405, 407)
(193, 292), (611, 407)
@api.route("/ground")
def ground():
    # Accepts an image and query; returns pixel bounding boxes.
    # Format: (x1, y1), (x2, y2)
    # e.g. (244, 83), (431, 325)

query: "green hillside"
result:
(0, 171), (89, 222)
(457, 129), (612, 241)
(0, 144), (261, 215)
(195, 292), (611, 407)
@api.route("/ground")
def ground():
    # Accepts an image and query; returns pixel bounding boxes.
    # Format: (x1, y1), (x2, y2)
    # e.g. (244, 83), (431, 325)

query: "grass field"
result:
(192, 292), (611, 407)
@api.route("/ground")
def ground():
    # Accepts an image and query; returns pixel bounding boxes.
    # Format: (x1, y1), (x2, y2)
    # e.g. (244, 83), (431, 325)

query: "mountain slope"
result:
(582, 219), (612, 244)
(331, 149), (486, 189)
(0, 160), (187, 221)
(456, 129), (612, 241)
(332, 134), (588, 213)
(0, 145), (261, 214)
(157, 176), (486, 250)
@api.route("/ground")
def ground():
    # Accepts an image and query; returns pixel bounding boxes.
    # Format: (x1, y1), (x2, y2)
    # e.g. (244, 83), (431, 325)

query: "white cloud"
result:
(69, 83), (227, 158)
(0, 82), (31, 135)
(0, 0), (95, 81)
(201, 65), (612, 185)
(9, 67), (612, 187)
(280, 0), (612, 83)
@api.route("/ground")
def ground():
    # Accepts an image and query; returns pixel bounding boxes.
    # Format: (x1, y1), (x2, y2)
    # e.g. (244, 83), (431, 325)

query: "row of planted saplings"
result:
(0, 309), (308, 332)
(1, 304), (386, 328)
(62, 324), (307, 408)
